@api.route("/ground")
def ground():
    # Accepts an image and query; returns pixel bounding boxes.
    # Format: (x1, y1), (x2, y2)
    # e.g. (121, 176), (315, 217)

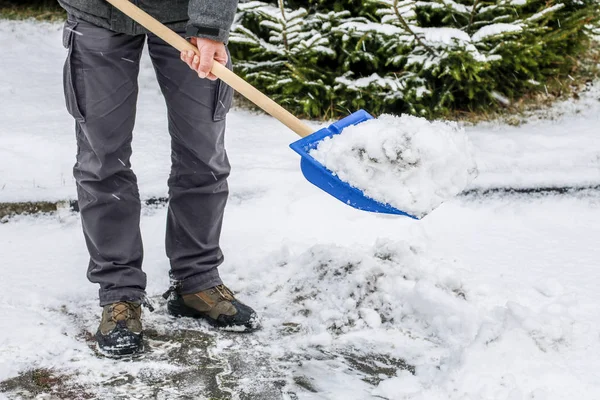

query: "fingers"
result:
(197, 47), (214, 79)
(180, 49), (217, 80)
(209, 49), (228, 80)
(214, 46), (228, 66)
(180, 50), (197, 71)
(180, 39), (227, 81)
(192, 54), (200, 71)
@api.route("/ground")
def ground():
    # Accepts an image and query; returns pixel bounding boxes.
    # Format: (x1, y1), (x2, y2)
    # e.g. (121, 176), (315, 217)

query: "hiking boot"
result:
(95, 302), (143, 356)
(165, 284), (259, 332)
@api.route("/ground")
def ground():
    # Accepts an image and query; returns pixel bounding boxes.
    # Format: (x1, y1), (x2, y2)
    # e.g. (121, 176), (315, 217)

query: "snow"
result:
(440, 0), (470, 14)
(472, 23), (523, 42)
(336, 20), (404, 36)
(373, 371), (422, 398)
(416, 27), (471, 45)
(3, 190), (600, 398)
(1, 19), (600, 399)
(491, 90), (511, 105)
(527, 4), (566, 22)
(334, 73), (406, 92)
(309, 115), (478, 218)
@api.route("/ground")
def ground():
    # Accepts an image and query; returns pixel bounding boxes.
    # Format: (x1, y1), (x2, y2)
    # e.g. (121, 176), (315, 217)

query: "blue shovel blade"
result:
(289, 110), (418, 219)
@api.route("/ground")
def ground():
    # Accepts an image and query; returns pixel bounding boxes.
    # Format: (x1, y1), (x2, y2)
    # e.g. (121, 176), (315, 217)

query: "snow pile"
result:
(310, 114), (478, 218)
(270, 240), (477, 345)
(247, 235), (596, 399)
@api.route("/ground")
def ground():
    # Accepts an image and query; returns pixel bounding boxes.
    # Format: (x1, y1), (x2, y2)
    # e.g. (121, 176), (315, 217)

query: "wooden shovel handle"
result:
(105, 0), (314, 138)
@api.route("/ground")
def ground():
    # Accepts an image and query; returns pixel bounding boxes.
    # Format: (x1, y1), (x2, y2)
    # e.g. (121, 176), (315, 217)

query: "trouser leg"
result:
(62, 17), (147, 306)
(146, 32), (233, 294)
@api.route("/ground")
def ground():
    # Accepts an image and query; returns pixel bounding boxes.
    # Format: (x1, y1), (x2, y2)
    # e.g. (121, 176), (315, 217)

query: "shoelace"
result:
(142, 295), (155, 312)
(110, 302), (139, 323)
(214, 285), (235, 301)
(162, 281), (182, 300)
(162, 282), (235, 302)
(109, 297), (154, 323)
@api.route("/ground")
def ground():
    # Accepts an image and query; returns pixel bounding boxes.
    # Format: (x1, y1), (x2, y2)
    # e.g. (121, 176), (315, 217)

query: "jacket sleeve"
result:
(187, 0), (239, 43)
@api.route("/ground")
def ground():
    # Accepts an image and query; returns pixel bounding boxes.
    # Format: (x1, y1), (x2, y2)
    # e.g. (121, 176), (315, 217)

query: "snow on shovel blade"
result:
(289, 110), (418, 219)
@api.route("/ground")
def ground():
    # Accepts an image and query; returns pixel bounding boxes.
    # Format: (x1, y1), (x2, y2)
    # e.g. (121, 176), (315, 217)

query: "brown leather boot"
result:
(95, 302), (143, 356)
(165, 284), (259, 332)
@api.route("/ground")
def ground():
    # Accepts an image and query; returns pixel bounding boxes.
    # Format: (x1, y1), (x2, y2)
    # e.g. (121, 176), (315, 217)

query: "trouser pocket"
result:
(62, 17), (85, 122)
(213, 47), (234, 122)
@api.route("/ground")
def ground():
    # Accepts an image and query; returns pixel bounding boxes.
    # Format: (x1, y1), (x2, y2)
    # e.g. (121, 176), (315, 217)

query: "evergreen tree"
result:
(229, 0), (599, 119)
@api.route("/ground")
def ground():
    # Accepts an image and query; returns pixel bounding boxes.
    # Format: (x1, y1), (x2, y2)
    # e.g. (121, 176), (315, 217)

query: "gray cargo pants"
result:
(62, 16), (233, 306)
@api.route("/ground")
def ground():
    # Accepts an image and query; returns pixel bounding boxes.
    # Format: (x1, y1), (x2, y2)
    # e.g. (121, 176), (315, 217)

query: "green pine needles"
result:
(229, 0), (599, 119)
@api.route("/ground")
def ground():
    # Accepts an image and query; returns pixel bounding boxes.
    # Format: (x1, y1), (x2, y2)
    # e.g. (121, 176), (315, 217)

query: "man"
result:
(58, 0), (258, 357)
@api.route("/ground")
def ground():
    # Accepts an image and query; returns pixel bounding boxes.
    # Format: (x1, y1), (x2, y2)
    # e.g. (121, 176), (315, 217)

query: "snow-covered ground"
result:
(1, 20), (600, 400)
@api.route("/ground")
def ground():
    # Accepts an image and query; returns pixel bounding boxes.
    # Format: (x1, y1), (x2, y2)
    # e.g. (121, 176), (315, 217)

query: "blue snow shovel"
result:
(108, 0), (416, 219)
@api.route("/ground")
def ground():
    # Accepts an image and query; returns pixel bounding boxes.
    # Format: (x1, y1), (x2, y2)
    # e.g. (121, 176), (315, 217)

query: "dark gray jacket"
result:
(57, 0), (238, 43)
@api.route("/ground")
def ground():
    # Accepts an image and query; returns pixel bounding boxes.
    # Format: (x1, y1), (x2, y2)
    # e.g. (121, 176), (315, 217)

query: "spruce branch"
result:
(392, 0), (435, 55)
(467, 0), (481, 33)
(278, 0), (289, 51)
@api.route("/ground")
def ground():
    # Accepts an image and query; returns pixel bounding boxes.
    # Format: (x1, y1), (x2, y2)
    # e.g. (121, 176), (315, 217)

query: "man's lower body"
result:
(62, 16), (257, 356)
